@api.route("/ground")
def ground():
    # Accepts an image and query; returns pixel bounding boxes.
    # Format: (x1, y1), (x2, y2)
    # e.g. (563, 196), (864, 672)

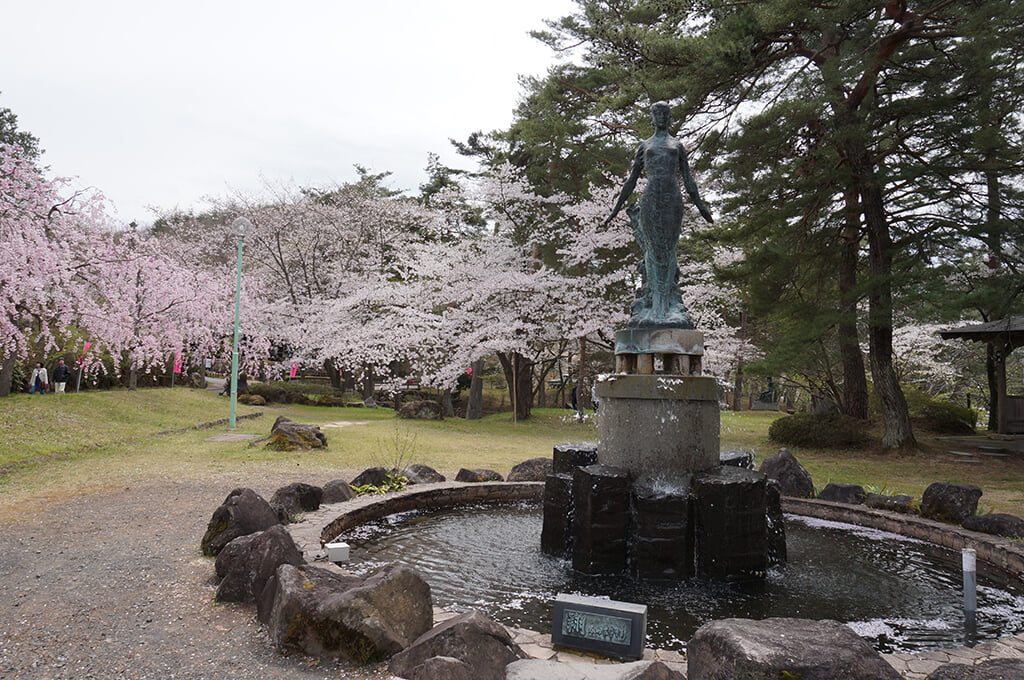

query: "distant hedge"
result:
(248, 380), (341, 405)
(768, 411), (870, 449)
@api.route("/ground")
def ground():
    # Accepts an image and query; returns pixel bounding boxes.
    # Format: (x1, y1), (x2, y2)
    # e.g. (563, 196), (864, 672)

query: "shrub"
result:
(248, 380), (342, 405)
(768, 411), (870, 449)
(904, 390), (977, 434)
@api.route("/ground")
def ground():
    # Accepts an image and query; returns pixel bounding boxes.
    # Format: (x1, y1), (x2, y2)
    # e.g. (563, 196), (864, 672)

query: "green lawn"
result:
(2, 387), (1023, 520)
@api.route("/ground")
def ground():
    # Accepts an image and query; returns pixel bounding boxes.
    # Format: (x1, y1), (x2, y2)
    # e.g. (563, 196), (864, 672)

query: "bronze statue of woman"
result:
(606, 101), (713, 329)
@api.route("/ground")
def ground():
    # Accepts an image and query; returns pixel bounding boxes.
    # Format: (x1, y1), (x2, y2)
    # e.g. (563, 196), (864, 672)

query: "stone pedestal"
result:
(595, 374), (720, 484)
(630, 486), (694, 580)
(572, 465), (631, 575)
(693, 466), (768, 581)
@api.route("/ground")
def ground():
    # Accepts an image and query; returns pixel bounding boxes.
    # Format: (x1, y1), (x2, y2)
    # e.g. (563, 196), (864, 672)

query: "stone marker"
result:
(687, 617), (901, 680)
(693, 466), (767, 581)
(551, 593), (647, 661)
(572, 464), (632, 574)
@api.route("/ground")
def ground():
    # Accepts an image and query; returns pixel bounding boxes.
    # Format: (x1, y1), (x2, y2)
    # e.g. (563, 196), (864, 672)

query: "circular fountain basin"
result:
(337, 500), (1024, 653)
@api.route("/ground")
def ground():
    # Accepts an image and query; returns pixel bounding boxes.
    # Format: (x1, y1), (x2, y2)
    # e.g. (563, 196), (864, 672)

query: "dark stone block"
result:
(270, 482), (323, 517)
(630, 484), (693, 579)
(962, 513), (1024, 539)
(719, 449), (755, 470)
(551, 593), (647, 661)
(921, 482), (983, 524)
(818, 482), (866, 505)
(765, 479), (786, 567)
(688, 617), (901, 680)
(693, 466), (768, 581)
(865, 493), (918, 514)
(541, 474), (574, 557)
(553, 442), (598, 474)
(572, 464), (631, 574)
(758, 448), (815, 498)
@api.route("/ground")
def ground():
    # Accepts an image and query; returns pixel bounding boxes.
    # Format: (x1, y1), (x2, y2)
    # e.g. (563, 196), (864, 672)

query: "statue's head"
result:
(650, 101), (671, 129)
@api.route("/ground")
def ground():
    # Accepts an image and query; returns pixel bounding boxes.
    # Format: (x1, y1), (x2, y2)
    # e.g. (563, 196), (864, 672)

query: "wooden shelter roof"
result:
(939, 317), (1024, 349)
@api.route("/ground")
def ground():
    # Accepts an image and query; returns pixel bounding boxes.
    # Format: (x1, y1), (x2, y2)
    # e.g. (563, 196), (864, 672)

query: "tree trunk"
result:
(577, 337), (590, 409)
(441, 389), (455, 417)
(129, 365), (139, 391)
(361, 365), (375, 401)
(0, 353), (16, 397)
(838, 186), (869, 419)
(860, 164), (915, 448)
(324, 358), (342, 390)
(466, 359), (484, 420)
(497, 351), (533, 421)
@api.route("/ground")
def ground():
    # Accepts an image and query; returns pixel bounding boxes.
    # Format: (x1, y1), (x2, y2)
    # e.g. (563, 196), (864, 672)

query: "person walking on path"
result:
(52, 358), (71, 393)
(28, 361), (49, 394)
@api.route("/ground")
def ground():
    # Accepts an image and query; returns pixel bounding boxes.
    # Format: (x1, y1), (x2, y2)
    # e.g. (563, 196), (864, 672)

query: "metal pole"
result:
(229, 235), (243, 429)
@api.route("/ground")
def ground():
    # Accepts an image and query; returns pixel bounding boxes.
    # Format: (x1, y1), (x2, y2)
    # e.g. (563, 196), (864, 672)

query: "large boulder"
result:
(263, 563), (432, 662)
(865, 493), (918, 514)
(317, 394), (347, 407)
(403, 463), (446, 485)
(398, 400), (444, 420)
(507, 457), (553, 482)
(962, 513), (1024, 539)
(200, 487), (280, 556)
(214, 525), (304, 603)
(455, 468), (504, 483)
(687, 617), (900, 680)
(188, 371), (207, 389)
(265, 416), (327, 450)
(389, 610), (525, 680)
(921, 482), (983, 524)
(269, 482), (323, 523)
(351, 467), (390, 488)
(506, 660), (685, 680)
(758, 449), (815, 498)
(817, 483), (866, 505)
(925, 659), (1024, 679)
(322, 479), (357, 503)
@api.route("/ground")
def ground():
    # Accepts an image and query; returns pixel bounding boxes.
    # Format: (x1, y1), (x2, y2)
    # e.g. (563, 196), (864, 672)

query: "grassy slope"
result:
(2, 388), (1023, 521)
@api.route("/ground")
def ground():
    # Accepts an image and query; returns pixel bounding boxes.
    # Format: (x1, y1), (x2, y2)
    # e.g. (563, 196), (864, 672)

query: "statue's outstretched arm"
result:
(605, 145), (644, 225)
(678, 146), (713, 224)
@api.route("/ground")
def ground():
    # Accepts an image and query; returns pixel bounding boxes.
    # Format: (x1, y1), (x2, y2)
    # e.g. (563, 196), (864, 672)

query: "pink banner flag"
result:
(290, 362), (298, 378)
(173, 351), (183, 374)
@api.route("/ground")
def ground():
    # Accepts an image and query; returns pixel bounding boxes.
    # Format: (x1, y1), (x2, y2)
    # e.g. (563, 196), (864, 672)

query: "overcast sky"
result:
(2, 0), (576, 225)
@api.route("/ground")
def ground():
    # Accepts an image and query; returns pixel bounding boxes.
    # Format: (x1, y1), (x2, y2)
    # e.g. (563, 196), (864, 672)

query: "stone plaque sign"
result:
(551, 593), (647, 660)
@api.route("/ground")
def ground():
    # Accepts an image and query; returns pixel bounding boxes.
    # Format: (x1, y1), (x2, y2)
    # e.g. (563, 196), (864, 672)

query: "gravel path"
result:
(0, 474), (395, 680)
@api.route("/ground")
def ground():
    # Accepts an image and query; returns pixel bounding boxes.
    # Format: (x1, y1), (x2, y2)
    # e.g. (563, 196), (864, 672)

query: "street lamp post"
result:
(228, 217), (252, 429)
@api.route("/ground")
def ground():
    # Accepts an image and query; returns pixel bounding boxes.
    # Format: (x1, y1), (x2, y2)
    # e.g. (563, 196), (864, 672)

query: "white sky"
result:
(1, 0), (577, 225)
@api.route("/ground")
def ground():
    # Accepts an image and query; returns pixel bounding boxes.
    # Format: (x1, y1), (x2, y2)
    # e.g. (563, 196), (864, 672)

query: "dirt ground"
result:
(0, 474), (396, 680)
